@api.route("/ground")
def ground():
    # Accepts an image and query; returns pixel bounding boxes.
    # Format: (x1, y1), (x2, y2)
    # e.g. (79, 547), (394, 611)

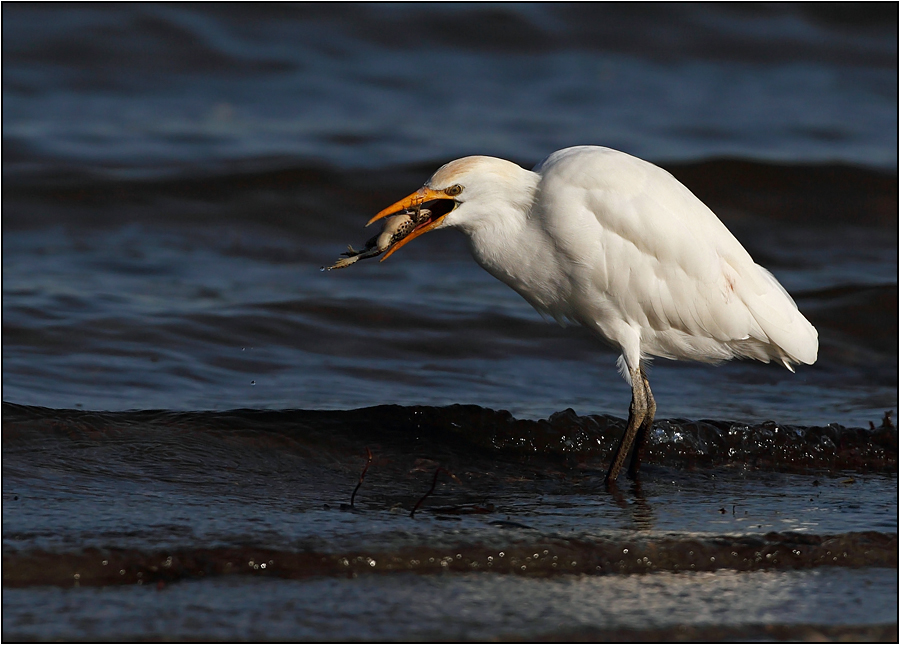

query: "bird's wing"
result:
(535, 147), (817, 366)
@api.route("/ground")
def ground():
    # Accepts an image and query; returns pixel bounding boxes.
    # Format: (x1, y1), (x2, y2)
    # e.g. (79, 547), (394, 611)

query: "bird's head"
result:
(367, 156), (538, 260)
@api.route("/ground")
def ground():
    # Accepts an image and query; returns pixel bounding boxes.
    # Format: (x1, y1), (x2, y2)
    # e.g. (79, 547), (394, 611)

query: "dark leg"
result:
(605, 368), (647, 488)
(627, 370), (656, 480)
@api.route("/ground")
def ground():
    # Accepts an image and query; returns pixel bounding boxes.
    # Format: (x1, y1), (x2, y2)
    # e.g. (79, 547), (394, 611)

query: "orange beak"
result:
(366, 187), (453, 261)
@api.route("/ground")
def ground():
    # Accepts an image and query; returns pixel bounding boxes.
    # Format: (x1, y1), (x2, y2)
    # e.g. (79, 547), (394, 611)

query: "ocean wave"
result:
(3, 531), (895, 588)
(5, 403), (896, 475)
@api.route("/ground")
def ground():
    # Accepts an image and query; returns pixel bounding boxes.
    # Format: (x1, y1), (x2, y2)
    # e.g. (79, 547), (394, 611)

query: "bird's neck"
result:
(455, 172), (540, 273)
(457, 174), (569, 316)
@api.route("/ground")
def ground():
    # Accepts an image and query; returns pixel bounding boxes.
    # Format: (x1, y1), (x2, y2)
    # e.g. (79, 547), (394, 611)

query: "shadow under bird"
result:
(330, 145), (818, 487)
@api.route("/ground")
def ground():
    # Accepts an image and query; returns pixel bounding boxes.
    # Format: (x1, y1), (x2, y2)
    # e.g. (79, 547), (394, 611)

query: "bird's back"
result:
(532, 146), (818, 370)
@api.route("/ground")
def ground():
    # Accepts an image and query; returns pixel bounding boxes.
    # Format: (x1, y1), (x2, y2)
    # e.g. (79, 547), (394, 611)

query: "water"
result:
(4, 570), (898, 641)
(2, 4), (897, 641)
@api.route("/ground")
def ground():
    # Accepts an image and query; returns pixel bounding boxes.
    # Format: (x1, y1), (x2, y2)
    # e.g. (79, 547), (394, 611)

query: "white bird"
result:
(367, 146), (818, 486)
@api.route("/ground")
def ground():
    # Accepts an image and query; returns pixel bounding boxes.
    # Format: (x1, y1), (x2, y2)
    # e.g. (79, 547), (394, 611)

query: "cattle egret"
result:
(367, 146), (818, 486)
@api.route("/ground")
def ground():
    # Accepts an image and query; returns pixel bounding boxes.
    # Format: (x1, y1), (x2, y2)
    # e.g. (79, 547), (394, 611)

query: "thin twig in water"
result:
(350, 447), (373, 508)
(410, 466), (450, 518)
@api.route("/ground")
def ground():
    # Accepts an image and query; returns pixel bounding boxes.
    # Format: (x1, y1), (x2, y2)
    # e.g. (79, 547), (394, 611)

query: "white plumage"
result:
(369, 145), (818, 485)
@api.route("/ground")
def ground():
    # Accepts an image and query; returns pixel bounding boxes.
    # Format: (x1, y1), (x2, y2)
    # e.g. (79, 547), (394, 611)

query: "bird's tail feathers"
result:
(742, 265), (818, 368)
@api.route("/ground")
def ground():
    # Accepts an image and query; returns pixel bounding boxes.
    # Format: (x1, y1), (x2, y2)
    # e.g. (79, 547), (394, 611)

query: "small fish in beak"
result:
(324, 208), (432, 270)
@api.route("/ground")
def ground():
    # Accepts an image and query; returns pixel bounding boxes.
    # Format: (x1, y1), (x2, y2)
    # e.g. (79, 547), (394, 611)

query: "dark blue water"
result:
(2, 4), (897, 641)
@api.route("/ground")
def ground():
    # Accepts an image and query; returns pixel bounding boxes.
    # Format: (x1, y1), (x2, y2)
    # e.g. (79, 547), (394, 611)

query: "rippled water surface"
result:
(2, 4), (897, 641)
(4, 569), (898, 641)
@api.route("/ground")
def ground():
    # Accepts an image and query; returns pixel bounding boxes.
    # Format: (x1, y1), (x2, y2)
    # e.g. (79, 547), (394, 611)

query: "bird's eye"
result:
(445, 184), (463, 197)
